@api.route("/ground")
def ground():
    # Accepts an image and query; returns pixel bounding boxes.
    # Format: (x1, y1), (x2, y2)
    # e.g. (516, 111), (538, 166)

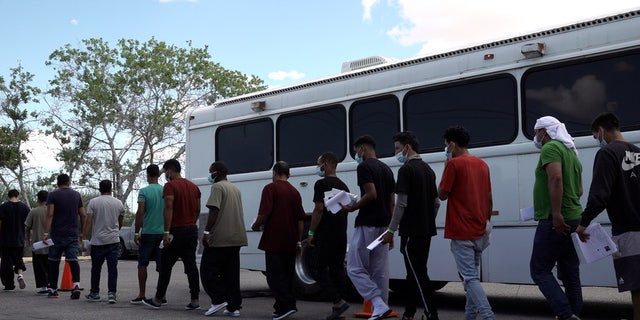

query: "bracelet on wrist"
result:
(387, 228), (395, 234)
(308, 230), (315, 236)
(134, 233), (139, 236)
(163, 231), (170, 234)
(203, 230), (210, 235)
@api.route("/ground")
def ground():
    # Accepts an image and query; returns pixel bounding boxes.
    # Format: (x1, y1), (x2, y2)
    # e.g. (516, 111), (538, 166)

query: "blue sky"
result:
(2, 0), (639, 90)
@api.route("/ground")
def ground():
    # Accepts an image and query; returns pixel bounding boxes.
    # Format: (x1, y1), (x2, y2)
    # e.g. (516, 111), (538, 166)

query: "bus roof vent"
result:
(341, 56), (395, 73)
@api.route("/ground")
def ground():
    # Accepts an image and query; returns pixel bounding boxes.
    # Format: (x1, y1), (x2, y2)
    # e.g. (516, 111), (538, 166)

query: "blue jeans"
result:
(530, 219), (582, 319)
(90, 243), (119, 293)
(451, 234), (495, 320)
(48, 235), (81, 290)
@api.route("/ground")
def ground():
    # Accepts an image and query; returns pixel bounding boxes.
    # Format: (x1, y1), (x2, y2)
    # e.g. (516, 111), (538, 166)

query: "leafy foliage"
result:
(43, 38), (266, 206)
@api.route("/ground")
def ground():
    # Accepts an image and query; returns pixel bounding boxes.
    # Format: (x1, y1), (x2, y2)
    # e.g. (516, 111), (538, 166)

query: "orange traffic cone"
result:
(354, 300), (399, 318)
(58, 261), (75, 291)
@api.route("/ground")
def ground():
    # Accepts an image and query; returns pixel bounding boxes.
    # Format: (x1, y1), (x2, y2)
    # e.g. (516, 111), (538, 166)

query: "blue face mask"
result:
(597, 130), (607, 148)
(315, 165), (325, 177)
(444, 144), (452, 160)
(354, 147), (363, 164)
(533, 136), (543, 150)
(207, 172), (216, 184)
(395, 146), (407, 163)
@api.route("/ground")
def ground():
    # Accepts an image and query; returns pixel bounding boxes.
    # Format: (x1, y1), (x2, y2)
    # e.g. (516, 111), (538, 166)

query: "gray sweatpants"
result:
(346, 226), (389, 302)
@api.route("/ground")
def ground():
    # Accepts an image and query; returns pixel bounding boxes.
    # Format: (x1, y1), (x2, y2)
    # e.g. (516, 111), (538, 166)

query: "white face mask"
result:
(444, 143), (452, 160)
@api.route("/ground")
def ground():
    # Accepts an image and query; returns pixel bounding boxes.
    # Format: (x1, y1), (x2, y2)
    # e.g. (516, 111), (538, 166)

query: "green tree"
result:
(44, 38), (266, 207)
(0, 65), (42, 203)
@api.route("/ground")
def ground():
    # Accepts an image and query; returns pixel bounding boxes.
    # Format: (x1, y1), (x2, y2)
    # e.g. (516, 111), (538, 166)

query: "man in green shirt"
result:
(131, 164), (164, 304)
(530, 116), (583, 320)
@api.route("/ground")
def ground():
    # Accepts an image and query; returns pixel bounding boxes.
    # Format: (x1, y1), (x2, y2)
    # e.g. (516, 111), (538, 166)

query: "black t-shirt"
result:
(581, 140), (640, 235)
(313, 176), (349, 243)
(0, 201), (30, 247)
(395, 158), (438, 237)
(356, 158), (395, 227)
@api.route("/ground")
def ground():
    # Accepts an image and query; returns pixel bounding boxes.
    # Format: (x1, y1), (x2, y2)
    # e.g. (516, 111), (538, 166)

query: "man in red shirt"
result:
(143, 159), (201, 311)
(251, 161), (305, 320)
(438, 126), (495, 320)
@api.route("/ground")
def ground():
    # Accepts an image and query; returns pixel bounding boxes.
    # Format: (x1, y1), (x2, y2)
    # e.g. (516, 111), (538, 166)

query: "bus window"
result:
(349, 95), (400, 157)
(404, 75), (517, 152)
(216, 119), (274, 174)
(523, 51), (640, 138)
(277, 105), (346, 167)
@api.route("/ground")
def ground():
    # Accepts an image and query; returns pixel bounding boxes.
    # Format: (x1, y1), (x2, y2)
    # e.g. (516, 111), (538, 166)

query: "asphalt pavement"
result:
(0, 258), (633, 320)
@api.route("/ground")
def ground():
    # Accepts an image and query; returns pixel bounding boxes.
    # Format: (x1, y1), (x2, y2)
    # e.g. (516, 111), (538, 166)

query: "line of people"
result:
(0, 112), (638, 320)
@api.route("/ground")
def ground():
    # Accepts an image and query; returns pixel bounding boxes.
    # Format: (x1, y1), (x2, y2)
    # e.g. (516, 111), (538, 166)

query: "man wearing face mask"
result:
(576, 112), (640, 320)
(306, 152), (350, 320)
(438, 125), (494, 320)
(200, 161), (247, 317)
(143, 159), (201, 311)
(342, 135), (395, 320)
(381, 131), (439, 320)
(530, 116), (583, 320)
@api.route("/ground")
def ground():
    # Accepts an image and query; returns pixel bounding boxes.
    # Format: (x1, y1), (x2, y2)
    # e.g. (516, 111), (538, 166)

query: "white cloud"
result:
(70, 19), (78, 25)
(268, 70), (306, 81)
(383, 0), (640, 56)
(361, 0), (379, 22)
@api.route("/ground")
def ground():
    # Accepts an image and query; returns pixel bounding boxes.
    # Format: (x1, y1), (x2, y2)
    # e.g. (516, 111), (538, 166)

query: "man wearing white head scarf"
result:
(530, 116), (584, 320)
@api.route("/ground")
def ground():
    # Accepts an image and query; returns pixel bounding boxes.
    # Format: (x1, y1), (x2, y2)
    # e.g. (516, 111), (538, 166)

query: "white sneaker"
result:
(223, 309), (240, 317)
(204, 302), (228, 316)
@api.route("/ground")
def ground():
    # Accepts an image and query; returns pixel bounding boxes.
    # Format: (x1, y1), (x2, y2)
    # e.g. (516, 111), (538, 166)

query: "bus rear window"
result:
(216, 119), (274, 174)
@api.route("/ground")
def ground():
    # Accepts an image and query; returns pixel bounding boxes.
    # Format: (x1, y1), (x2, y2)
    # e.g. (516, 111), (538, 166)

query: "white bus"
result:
(186, 9), (640, 294)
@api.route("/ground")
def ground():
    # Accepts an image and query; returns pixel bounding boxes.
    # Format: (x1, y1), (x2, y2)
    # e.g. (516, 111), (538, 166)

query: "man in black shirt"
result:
(382, 131), (439, 320)
(343, 135), (395, 320)
(307, 152), (350, 320)
(577, 112), (640, 319)
(0, 189), (31, 291)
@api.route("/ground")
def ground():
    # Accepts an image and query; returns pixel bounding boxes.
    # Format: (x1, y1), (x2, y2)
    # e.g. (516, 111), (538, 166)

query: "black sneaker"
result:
(17, 275), (26, 289)
(108, 292), (117, 304)
(143, 298), (161, 309)
(161, 298), (168, 305)
(48, 290), (59, 298)
(3, 287), (15, 292)
(70, 286), (81, 300)
(185, 302), (201, 310)
(37, 288), (49, 295)
(130, 296), (145, 305)
(273, 309), (297, 320)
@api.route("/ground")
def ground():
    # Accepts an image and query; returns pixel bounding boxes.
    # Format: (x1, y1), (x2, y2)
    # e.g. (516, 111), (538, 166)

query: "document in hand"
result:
(571, 223), (618, 264)
(366, 230), (387, 250)
(33, 239), (54, 251)
(324, 190), (357, 214)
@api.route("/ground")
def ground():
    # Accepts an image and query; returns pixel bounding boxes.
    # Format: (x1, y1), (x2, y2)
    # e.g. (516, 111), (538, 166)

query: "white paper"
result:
(520, 206), (534, 221)
(324, 190), (357, 214)
(32, 239), (54, 251)
(366, 231), (387, 250)
(571, 223), (618, 264)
